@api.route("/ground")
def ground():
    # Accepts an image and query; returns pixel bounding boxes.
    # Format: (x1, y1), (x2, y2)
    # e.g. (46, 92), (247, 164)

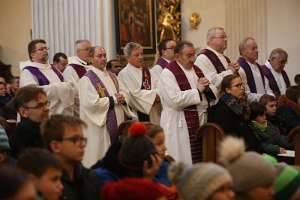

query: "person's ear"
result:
(49, 141), (62, 154)
(18, 107), (29, 118)
(225, 87), (231, 94)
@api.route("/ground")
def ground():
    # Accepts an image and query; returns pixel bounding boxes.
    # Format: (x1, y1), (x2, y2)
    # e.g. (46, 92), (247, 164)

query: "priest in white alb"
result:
(20, 39), (75, 116)
(78, 46), (135, 167)
(63, 40), (92, 116)
(118, 42), (161, 124)
(158, 41), (218, 164)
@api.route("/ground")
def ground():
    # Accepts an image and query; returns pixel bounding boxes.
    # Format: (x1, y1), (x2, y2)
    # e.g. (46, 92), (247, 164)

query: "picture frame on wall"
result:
(114, 0), (156, 55)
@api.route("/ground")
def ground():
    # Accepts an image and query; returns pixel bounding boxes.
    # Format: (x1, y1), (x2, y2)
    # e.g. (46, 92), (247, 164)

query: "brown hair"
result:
(28, 39), (46, 60)
(259, 94), (276, 106)
(221, 74), (241, 93)
(12, 85), (46, 110)
(42, 115), (87, 151)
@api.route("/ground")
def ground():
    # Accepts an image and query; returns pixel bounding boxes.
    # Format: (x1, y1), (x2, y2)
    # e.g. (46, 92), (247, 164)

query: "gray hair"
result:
(75, 39), (91, 50)
(207, 27), (225, 43)
(123, 42), (142, 57)
(239, 37), (255, 55)
(88, 46), (104, 57)
(269, 48), (288, 60)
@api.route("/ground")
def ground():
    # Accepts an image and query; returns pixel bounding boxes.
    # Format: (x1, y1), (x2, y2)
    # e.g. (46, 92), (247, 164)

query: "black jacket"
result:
(11, 118), (44, 157)
(61, 164), (101, 200)
(208, 100), (262, 153)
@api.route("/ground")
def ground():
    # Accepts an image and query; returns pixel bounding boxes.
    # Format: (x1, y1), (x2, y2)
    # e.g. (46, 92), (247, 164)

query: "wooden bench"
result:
(288, 125), (300, 165)
(197, 123), (225, 163)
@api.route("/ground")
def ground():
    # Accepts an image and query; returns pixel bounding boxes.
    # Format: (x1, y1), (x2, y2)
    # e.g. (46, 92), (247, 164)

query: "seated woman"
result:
(208, 74), (261, 152)
(249, 102), (293, 156)
(277, 86), (300, 133)
(259, 94), (288, 135)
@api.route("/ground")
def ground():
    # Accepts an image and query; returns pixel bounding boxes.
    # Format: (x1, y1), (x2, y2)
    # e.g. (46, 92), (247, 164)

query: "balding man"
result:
(238, 37), (274, 97)
(63, 40), (92, 116)
(78, 46), (135, 167)
(118, 42), (161, 124)
(261, 48), (291, 96)
(195, 27), (239, 90)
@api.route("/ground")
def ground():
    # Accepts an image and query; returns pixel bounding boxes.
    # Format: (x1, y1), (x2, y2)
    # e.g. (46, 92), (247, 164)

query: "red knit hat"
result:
(101, 178), (166, 200)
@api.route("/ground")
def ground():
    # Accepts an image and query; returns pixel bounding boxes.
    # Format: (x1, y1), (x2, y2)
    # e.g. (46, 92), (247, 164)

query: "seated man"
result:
(20, 39), (75, 116)
(53, 52), (68, 72)
(42, 114), (101, 200)
(11, 86), (48, 157)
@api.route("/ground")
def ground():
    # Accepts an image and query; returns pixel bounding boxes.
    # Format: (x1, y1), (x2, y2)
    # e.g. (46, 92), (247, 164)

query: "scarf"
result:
(220, 93), (250, 120)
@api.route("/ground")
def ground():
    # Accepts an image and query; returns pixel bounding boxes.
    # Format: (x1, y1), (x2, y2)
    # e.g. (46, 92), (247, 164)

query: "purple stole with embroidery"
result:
(23, 65), (64, 86)
(137, 67), (152, 122)
(199, 48), (231, 73)
(261, 64), (290, 96)
(85, 70), (119, 144)
(166, 61), (205, 163)
(156, 57), (169, 69)
(238, 57), (265, 93)
(69, 64), (87, 78)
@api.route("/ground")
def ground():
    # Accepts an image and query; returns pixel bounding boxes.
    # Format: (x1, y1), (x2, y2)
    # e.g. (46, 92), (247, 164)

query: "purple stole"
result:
(261, 65), (291, 96)
(85, 70), (119, 144)
(199, 48), (231, 73)
(166, 61), (205, 163)
(238, 57), (265, 93)
(69, 64), (87, 78)
(137, 67), (152, 122)
(156, 57), (169, 69)
(23, 65), (64, 86)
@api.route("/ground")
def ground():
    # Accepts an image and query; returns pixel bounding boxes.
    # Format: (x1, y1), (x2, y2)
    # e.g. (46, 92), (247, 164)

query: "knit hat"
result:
(0, 126), (10, 151)
(219, 136), (276, 192)
(101, 178), (166, 200)
(273, 163), (300, 200)
(118, 122), (157, 172)
(168, 162), (232, 200)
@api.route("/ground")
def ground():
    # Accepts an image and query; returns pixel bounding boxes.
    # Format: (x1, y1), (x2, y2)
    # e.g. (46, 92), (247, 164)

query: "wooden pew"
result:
(197, 123), (225, 163)
(288, 125), (300, 165)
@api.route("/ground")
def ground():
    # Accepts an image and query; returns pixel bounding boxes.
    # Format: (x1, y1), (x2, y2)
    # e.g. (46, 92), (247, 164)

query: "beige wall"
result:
(0, 0), (31, 76)
(181, 0), (226, 49)
(267, 0), (300, 84)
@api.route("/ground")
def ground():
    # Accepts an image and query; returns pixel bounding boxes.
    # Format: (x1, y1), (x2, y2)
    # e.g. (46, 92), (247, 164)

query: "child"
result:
(17, 148), (63, 200)
(259, 94), (287, 135)
(249, 102), (293, 156)
(168, 162), (235, 200)
(294, 74), (300, 86)
(42, 114), (101, 200)
(0, 125), (16, 167)
(0, 167), (37, 199)
(219, 136), (276, 200)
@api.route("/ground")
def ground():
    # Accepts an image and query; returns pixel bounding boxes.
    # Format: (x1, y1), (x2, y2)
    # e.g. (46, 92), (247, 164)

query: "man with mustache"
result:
(20, 39), (75, 115)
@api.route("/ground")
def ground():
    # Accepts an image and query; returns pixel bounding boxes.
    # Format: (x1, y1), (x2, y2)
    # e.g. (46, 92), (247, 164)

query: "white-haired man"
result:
(118, 42), (161, 124)
(63, 40), (92, 116)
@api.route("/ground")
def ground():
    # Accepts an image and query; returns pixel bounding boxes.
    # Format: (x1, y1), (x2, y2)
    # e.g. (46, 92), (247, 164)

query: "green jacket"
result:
(250, 121), (293, 156)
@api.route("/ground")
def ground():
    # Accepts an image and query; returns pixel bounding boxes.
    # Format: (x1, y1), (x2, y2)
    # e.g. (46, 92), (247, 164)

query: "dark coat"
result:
(61, 164), (101, 200)
(208, 100), (262, 153)
(277, 96), (300, 133)
(250, 121), (293, 156)
(11, 118), (44, 157)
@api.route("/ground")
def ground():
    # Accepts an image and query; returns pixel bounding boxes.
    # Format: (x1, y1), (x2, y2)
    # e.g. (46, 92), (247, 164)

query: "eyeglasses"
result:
(214, 35), (228, 39)
(23, 101), (50, 109)
(231, 83), (244, 88)
(79, 48), (91, 51)
(34, 47), (49, 52)
(165, 47), (175, 50)
(63, 136), (87, 146)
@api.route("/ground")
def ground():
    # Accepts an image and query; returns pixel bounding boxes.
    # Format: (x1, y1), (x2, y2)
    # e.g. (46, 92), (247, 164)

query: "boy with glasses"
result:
(42, 114), (101, 200)
(11, 85), (49, 157)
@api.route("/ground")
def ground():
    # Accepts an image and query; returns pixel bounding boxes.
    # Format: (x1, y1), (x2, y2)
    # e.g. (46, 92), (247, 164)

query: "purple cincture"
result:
(85, 70), (119, 144)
